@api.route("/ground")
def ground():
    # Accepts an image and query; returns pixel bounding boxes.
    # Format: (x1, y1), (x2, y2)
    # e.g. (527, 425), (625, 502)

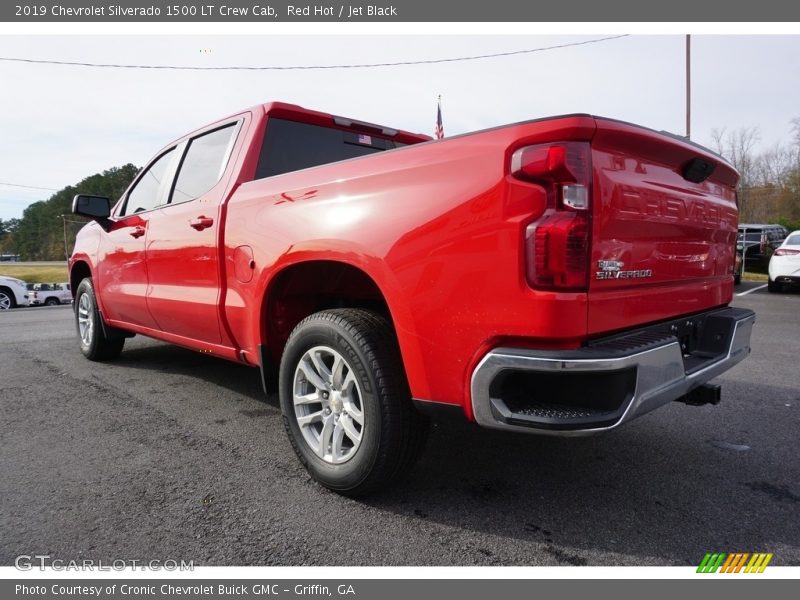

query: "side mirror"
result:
(72, 194), (111, 219)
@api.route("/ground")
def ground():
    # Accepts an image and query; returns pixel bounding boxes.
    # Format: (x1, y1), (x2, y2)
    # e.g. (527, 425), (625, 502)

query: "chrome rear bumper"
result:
(470, 307), (755, 436)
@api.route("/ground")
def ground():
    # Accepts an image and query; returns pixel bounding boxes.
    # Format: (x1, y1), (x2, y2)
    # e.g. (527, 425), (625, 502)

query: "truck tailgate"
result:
(587, 118), (740, 335)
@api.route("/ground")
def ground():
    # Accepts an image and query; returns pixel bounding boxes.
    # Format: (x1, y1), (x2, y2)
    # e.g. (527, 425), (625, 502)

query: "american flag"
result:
(435, 97), (444, 139)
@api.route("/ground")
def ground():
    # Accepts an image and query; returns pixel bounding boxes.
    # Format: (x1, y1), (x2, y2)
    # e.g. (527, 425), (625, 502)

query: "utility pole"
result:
(59, 215), (69, 261)
(686, 34), (691, 139)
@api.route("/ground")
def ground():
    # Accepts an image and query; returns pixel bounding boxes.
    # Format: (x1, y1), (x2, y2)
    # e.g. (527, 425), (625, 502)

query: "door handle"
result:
(129, 226), (145, 238)
(189, 216), (214, 231)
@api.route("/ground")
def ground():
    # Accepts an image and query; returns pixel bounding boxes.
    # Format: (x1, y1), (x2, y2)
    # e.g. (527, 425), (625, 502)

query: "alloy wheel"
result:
(292, 345), (365, 464)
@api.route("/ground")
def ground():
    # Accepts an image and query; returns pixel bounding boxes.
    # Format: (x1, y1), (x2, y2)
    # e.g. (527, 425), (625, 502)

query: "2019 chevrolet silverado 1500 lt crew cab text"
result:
(69, 102), (754, 495)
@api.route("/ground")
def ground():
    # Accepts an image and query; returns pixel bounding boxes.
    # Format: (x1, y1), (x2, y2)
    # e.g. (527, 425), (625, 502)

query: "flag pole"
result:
(435, 95), (444, 139)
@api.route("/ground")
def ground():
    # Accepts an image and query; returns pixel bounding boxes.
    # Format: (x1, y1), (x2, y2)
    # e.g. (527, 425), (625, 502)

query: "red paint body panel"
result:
(96, 213), (159, 329)
(70, 104), (740, 421)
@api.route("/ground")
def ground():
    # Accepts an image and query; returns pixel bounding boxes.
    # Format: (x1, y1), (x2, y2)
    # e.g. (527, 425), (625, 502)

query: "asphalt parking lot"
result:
(1, 285), (799, 566)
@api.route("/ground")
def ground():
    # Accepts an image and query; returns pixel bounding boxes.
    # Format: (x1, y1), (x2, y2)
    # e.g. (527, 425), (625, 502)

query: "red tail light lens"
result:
(775, 248), (800, 256)
(511, 142), (592, 291)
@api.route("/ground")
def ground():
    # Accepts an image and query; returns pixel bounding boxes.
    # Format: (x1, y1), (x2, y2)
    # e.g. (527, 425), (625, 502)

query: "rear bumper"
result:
(768, 259), (800, 282)
(772, 276), (800, 285)
(470, 307), (755, 436)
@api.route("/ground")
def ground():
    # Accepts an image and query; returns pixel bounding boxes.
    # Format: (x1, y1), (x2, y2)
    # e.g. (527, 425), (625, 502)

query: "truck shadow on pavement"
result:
(112, 342), (275, 407)
(362, 380), (799, 565)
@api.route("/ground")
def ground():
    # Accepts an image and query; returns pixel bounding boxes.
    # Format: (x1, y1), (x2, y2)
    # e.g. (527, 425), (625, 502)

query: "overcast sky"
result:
(1, 34), (799, 220)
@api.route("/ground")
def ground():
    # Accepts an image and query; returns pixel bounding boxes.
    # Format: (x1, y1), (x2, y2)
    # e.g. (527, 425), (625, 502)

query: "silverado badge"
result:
(596, 260), (653, 280)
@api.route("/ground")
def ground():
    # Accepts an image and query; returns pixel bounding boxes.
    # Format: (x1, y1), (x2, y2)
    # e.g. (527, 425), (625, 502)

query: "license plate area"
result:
(586, 307), (749, 376)
(649, 312), (736, 375)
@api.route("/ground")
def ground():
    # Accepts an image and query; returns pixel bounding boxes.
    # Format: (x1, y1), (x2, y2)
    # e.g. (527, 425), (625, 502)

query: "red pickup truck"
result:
(70, 102), (754, 495)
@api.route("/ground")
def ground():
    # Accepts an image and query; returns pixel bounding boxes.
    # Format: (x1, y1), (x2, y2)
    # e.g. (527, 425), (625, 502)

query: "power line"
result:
(0, 35), (630, 71)
(0, 181), (59, 191)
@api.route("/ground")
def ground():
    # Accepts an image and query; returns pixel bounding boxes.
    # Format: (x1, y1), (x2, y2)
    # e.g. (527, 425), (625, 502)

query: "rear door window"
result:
(170, 124), (238, 204)
(256, 118), (405, 179)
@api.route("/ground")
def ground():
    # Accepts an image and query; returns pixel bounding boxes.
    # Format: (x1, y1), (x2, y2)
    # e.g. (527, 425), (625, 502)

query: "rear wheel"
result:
(767, 278), (781, 293)
(0, 287), (15, 310)
(75, 277), (125, 361)
(45, 297), (60, 306)
(279, 309), (428, 497)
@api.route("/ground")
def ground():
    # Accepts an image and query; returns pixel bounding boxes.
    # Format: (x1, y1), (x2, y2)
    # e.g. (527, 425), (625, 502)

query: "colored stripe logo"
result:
(697, 552), (773, 573)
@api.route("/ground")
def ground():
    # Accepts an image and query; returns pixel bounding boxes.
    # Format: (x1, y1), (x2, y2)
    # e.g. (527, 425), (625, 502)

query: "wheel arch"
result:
(69, 259), (93, 302)
(258, 257), (430, 399)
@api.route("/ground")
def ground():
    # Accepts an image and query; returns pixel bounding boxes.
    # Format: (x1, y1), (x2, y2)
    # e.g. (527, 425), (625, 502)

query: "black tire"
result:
(0, 286), (16, 310)
(279, 309), (428, 497)
(767, 278), (781, 293)
(45, 297), (60, 306)
(74, 277), (125, 361)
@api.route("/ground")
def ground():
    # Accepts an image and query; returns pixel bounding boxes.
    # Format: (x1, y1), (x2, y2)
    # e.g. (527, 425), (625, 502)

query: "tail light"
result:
(511, 142), (592, 290)
(774, 248), (800, 256)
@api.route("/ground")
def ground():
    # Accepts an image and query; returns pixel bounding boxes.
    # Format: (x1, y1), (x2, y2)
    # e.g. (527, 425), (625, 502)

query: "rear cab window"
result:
(255, 118), (406, 180)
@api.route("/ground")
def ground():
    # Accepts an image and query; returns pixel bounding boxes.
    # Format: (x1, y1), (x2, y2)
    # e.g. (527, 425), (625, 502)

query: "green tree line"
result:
(0, 164), (139, 260)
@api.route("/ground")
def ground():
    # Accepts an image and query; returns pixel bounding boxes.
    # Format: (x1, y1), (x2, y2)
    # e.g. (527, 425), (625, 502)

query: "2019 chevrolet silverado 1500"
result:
(69, 102), (754, 495)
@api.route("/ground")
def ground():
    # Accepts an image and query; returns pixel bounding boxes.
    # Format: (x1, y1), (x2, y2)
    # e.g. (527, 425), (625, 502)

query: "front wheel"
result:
(279, 309), (428, 497)
(0, 287), (15, 310)
(75, 277), (125, 361)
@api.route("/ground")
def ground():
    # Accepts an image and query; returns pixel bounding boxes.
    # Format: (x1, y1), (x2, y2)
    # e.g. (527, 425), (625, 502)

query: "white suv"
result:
(0, 276), (31, 310)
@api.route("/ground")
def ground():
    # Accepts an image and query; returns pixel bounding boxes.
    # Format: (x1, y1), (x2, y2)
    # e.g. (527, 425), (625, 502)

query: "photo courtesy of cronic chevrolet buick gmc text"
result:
(68, 102), (755, 496)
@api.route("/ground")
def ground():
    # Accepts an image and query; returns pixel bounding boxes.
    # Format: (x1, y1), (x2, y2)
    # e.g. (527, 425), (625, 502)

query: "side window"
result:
(121, 148), (176, 216)
(170, 124), (237, 205)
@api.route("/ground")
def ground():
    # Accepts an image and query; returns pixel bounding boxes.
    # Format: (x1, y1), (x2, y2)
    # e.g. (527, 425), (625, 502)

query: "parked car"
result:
(0, 276), (30, 309)
(738, 223), (787, 266)
(768, 230), (800, 293)
(29, 282), (72, 306)
(69, 102), (754, 495)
